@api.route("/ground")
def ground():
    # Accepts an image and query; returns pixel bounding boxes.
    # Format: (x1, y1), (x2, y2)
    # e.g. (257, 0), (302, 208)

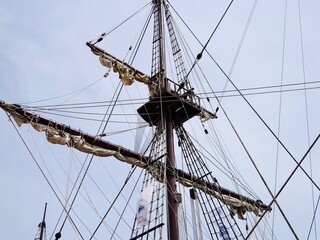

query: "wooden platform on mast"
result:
(137, 87), (208, 127)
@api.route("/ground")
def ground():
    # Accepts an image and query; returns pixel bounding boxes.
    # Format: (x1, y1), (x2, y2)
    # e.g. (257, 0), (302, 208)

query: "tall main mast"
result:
(153, 0), (179, 239)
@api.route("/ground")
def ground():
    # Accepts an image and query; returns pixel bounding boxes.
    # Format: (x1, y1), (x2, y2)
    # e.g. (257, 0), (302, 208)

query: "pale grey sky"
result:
(1, 0), (320, 239)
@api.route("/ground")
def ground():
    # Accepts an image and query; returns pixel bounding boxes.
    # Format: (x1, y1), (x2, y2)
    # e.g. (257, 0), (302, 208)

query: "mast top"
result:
(34, 203), (47, 240)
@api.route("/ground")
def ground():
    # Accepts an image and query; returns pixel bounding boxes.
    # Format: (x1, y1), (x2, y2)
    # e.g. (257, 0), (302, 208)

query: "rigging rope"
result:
(307, 194), (320, 240)
(19, 77), (105, 105)
(218, 0), (259, 102)
(297, 0), (318, 238)
(109, 168), (144, 239)
(184, 0), (235, 80)
(90, 167), (137, 239)
(247, 133), (320, 239)
(170, 0), (320, 195)
(54, 79), (124, 238)
(90, 2), (152, 44)
(187, 130), (259, 200)
(5, 112), (85, 239)
(177, 126), (244, 239)
(17, 79), (320, 114)
(57, 8), (157, 236)
(198, 30), (320, 193)
(272, 0), (288, 235)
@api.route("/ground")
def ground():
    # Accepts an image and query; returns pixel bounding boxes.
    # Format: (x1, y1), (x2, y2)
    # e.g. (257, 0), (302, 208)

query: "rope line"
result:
(184, 0), (235, 80)
(246, 133), (320, 239)
(272, 0), (288, 235)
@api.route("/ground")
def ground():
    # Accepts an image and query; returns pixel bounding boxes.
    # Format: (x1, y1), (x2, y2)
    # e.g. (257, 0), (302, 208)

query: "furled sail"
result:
(0, 101), (271, 219)
(87, 42), (150, 86)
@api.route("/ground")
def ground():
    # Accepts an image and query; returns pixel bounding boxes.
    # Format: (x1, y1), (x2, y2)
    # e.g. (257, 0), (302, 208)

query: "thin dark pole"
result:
(39, 203), (47, 240)
(157, 0), (166, 90)
(166, 111), (179, 240)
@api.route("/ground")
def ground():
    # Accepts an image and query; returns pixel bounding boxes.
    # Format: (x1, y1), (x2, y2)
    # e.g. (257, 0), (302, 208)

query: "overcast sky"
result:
(1, 0), (320, 239)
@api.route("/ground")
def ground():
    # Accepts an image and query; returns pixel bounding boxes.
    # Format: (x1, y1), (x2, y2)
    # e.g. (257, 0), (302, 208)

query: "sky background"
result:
(1, 0), (320, 239)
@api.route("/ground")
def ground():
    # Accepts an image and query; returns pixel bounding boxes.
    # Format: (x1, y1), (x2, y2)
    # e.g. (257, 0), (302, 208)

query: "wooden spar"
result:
(0, 101), (271, 215)
(170, 167), (270, 212)
(86, 42), (150, 82)
(0, 102), (148, 164)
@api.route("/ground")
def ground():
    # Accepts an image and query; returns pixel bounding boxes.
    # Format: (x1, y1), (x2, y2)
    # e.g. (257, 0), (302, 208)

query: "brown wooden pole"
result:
(154, 0), (180, 238)
(165, 110), (179, 240)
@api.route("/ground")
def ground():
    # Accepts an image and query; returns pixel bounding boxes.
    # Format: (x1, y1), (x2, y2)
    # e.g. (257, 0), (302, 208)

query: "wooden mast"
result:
(154, 0), (179, 239)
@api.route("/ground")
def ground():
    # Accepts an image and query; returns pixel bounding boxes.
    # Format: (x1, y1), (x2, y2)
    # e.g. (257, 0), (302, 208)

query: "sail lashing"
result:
(88, 43), (151, 87)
